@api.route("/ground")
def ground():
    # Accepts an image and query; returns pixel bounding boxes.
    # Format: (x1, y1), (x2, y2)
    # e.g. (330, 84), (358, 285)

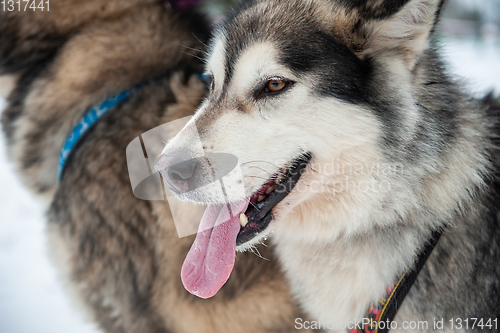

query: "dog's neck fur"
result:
(268, 47), (496, 328)
(2, 3), (206, 203)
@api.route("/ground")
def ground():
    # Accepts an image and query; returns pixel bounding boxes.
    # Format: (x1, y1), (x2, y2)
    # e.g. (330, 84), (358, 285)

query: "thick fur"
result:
(0, 1), (311, 332)
(160, 0), (500, 331)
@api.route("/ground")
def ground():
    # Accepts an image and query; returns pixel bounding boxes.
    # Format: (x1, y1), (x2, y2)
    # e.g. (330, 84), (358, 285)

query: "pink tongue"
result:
(181, 199), (249, 299)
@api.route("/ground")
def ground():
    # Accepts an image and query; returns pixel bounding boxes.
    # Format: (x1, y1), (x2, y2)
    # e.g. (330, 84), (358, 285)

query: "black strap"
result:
(376, 229), (444, 333)
(351, 229), (444, 333)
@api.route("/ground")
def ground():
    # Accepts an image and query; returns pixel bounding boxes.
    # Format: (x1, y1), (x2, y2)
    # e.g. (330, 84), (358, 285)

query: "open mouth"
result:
(236, 152), (312, 246)
(180, 152), (312, 299)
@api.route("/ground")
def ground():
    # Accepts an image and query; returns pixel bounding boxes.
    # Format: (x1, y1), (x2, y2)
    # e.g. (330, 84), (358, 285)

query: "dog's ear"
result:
(350, 0), (445, 70)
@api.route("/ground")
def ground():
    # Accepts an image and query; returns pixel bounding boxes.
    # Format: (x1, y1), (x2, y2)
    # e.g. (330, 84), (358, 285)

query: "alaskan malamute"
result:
(158, 0), (500, 331)
(0, 1), (308, 332)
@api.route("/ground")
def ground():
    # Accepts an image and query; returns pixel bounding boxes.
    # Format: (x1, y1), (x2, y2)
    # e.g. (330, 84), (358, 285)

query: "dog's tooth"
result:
(266, 185), (275, 194)
(258, 195), (266, 202)
(239, 213), (248, 227)
(276, 174), (284, 183)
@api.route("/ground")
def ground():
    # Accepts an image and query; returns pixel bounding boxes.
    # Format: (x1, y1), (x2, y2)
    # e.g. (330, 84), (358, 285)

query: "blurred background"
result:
(1, 0), (499, 332)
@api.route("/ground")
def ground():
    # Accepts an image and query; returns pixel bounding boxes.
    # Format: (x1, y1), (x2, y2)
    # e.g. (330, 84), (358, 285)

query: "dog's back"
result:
(0, 1), (310, 332)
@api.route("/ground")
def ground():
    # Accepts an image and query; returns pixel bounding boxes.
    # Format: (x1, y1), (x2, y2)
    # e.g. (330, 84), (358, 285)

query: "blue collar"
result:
(57, 86), (142, 181)
(57, 73), (211, 181)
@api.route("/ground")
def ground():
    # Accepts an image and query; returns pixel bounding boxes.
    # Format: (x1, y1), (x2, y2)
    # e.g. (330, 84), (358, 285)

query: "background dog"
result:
(0, 1), (310, 332)
(157, 0), (500, 331)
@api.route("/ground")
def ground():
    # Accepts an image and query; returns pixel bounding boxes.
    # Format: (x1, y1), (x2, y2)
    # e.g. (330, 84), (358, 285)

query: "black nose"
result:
(168, 156), (197, 181)
(155, 154), (198, 193)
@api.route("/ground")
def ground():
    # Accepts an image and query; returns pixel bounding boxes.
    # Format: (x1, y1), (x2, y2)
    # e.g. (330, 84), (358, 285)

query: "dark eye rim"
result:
(255, 78), (294, 99)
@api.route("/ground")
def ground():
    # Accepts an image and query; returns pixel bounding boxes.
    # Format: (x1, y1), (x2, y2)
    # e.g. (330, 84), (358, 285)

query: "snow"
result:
(0, 38), (499, 333)
(0, 102), (101, 332)
(441, 37), (500, 96)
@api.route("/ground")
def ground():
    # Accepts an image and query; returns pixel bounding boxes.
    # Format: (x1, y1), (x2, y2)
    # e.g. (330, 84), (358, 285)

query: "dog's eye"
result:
(267, 79), (286, 92)
(257, 78), (293, 99)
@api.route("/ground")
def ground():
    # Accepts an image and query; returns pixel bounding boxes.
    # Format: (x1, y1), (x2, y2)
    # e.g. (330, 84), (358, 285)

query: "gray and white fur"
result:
(159, 0), (500, 331)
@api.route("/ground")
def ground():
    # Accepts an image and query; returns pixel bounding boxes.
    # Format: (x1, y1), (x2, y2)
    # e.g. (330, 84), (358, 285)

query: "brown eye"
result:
(267, 79), (286, 92)
(256, 78), (293, 99)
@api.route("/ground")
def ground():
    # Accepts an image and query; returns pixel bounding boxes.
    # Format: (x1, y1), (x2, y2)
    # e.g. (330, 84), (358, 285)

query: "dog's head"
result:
(157, 0), (447, 298)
